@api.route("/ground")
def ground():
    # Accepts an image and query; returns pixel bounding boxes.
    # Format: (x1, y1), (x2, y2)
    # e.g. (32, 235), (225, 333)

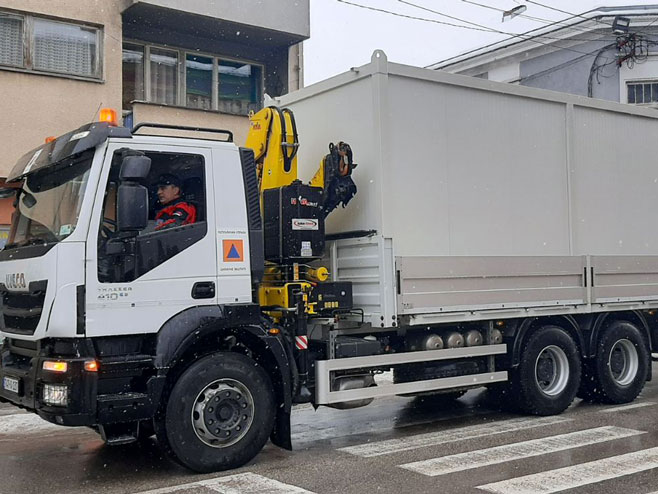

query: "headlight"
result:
(42, 384), (68, 406)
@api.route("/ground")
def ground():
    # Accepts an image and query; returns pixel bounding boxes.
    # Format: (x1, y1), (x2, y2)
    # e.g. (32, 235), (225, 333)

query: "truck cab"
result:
(0, 119), (290, 471)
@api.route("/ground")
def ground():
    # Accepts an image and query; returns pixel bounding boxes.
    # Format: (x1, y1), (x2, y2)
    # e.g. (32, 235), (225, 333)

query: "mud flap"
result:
(270, 408), (292, 450)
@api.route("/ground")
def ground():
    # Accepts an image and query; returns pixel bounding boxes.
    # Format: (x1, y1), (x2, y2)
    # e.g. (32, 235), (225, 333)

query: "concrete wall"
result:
(132, 0), (310, 38)
(0, 0), (129, 177)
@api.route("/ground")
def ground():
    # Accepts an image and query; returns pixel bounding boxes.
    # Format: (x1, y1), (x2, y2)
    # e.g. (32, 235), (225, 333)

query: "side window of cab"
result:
(98, 149), (207, 283)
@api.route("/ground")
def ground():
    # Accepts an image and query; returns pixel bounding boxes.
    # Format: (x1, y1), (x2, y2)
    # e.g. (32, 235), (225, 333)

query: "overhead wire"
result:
(337, 0), (617, 45)
(460, 0), (609, 37)
(337, 0), (656, 94)
(395, 0), (619, 57)
(524, 0), (658, 38)
(335, 0), (507, 33)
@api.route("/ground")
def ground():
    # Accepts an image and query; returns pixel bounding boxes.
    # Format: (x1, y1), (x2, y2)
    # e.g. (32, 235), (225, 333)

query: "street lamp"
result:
(503, 5), (527, 22)
(612, 16), (631, 34)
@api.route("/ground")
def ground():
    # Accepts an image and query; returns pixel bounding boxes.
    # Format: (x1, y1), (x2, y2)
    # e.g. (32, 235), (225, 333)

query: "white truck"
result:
(0, 51), (657, 473)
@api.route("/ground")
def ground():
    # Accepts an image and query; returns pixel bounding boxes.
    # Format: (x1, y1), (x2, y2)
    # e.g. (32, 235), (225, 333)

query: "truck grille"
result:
(0, 281), (48, 336)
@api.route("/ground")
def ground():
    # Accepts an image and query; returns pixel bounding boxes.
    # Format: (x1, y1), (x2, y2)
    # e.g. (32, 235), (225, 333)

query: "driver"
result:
(154, 174), (197, 231)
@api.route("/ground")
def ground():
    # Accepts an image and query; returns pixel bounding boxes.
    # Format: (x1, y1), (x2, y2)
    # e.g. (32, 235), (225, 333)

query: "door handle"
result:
(192, 281), (215, 299)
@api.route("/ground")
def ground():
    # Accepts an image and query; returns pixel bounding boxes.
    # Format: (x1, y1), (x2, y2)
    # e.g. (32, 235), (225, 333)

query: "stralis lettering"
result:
(5, 273), (26, 290)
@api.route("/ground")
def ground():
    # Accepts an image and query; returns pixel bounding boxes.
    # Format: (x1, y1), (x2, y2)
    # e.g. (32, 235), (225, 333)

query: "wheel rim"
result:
(608, 339), (639, 386)
(192, 378), (254, 448)
(534, 345), (570, 396)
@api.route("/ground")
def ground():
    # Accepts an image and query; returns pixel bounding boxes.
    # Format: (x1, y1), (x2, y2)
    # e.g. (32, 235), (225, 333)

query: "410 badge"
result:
(97, 286), (132, 301)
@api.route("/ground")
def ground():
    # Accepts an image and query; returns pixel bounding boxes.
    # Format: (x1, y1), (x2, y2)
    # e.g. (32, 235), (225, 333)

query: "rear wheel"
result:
(511, 326), (581, 415)
(159, 352), (275, 473)
(579, 321), (648, 404)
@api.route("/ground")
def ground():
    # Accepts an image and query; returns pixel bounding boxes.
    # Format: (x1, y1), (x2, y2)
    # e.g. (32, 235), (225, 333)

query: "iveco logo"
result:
(6, 273), (26, 290)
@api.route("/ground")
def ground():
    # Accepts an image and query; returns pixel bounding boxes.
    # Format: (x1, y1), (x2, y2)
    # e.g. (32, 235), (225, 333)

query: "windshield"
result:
(6, 150), (94, 249)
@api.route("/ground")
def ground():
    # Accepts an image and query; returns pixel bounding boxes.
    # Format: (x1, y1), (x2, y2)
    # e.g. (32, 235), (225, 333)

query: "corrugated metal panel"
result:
(326, 236), (396, 326)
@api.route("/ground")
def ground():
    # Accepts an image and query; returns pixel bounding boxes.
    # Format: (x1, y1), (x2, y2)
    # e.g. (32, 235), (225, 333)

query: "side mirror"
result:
(117, 183), (148, 232)
(120, 155), (151, 182)
(116, 154), (151, 234)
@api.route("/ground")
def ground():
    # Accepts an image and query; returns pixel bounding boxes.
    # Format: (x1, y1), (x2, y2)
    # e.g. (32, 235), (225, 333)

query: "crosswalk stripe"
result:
(0, 413), (62, 435)
(599, 401), (656, 413)
(400, 426), (643, 477)
(132, 472), (315, 494)
(478, 446), (658, 494)
(338, 416), (571, 458)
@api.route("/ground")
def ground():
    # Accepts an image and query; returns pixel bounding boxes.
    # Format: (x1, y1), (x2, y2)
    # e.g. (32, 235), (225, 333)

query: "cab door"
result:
(84, 141), (217, 338)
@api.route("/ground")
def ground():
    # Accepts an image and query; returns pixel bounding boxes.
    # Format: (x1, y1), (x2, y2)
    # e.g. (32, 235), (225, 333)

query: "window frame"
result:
(0, 9), (102, 81)
(0, 12), (25, 69)
(626, 79), (658, 107)
(123, 39), (265, 115)
(97, 148), (209, 284)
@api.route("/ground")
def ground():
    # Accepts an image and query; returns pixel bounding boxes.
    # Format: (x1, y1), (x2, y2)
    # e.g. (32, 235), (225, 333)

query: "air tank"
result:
(407, 333), (444, 351)
(444, 331), (465, 348)
(464, 330), (483, 347)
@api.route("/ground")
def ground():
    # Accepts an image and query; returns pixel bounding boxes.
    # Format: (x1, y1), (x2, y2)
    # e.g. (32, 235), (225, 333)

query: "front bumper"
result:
(0, 340), (98, 426)
(0, 337), (164, 428)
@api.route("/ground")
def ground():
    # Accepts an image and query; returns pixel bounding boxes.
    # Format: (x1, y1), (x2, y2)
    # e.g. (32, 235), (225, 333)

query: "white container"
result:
(276, 51), (658, 327)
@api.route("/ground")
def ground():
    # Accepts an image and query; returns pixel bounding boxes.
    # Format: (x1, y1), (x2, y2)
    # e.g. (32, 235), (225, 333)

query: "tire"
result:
(159, 352), (275, 473)
(579, 321), (649, 404)
(511, 325), (581, 416)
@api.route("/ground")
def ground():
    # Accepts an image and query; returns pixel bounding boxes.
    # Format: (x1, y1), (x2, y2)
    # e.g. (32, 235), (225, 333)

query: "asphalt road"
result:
(3, 368), (658, 494)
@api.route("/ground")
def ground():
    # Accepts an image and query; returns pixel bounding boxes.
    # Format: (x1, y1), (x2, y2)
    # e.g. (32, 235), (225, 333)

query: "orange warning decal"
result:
(222, 239), (244, 262)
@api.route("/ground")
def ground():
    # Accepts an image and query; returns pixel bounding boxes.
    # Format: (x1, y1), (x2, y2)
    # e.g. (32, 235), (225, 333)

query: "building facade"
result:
(0, 0), (309, 242)
(432, 6), (658, 108)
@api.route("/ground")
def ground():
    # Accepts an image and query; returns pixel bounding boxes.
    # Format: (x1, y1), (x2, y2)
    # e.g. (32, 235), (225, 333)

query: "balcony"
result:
(124, 0), (309, 46)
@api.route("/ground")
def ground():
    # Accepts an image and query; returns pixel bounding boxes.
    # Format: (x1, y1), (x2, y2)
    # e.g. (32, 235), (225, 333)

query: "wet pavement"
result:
(2, 367), (658, 493)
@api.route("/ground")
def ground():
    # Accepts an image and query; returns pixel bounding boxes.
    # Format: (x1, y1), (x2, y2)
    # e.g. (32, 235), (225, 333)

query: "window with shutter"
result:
(0, 14), (23, 68)
(33, 18), (98, 77)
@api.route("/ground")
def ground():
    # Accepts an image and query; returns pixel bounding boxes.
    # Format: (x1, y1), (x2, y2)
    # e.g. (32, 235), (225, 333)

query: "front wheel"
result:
(160, 352), (275, 473)
(511, 325), (581, 416)
(579, 321), (649, 404)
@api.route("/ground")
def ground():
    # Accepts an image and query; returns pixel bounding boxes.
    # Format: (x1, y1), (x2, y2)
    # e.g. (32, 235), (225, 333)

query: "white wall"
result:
(487, 63), (520, 83)
(619, 55), (658, 103)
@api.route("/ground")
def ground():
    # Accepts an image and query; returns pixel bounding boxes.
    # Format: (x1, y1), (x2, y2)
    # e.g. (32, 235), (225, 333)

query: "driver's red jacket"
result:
(155, 199), (197, 231)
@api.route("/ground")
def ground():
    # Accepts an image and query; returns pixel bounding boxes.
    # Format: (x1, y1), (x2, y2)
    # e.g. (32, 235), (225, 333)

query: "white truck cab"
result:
(0, 121), (290, 472)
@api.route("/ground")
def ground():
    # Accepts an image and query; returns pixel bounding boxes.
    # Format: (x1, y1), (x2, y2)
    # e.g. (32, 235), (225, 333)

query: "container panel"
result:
(397, 256), (586, 314)
(572, 107), (658, 255)
(283, 76), (383, 237)
(592, 255), (658, 303)
(385, 75), (570, 257)
(325, 236), (396, 325)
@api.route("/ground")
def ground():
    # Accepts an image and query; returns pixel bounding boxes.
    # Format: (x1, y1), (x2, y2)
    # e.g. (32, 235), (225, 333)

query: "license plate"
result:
(2, 376), (19, 394)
